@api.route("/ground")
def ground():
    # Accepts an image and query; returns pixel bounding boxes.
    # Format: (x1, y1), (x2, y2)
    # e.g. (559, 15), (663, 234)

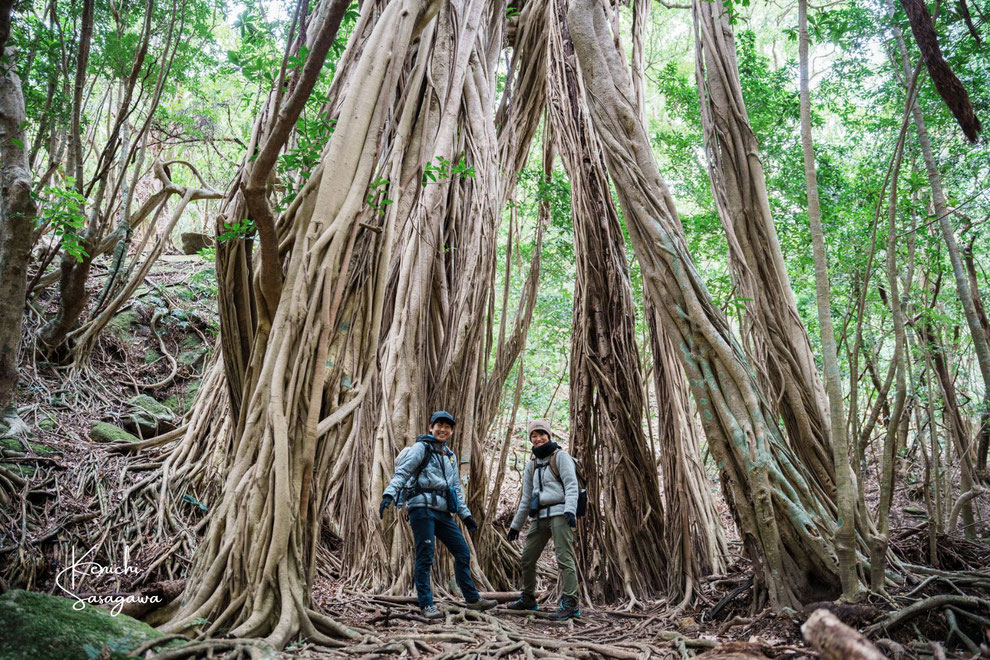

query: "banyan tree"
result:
(566, 0), (864, 609)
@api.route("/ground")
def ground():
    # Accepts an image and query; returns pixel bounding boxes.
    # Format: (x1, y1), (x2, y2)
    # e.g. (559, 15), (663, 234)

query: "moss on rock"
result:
(38, 414), (56, 431)
(0, 437), (55, 454)
(127, 394), (173, 420)
(105, 310), (138, 339)
(90, 422), (140, 444)
(0, 589), (164, 659)
(163, 379), (201, 416)
(0, 463), (36, 477)
(176, 346), (208, 368)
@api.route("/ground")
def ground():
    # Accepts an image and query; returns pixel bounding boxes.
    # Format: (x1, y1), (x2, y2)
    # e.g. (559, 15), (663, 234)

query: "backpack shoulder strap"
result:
(411, 440), (434, 483)
(548, 450), (561, 482)
(549, 450), (584, 484)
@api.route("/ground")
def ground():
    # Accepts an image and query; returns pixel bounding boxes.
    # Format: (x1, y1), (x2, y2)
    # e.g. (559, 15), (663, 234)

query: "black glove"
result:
(507, 528), (519, 542)
(464, 516), (478, 532)
(379, 495), (393, 519)
(565, 512), (576, 528)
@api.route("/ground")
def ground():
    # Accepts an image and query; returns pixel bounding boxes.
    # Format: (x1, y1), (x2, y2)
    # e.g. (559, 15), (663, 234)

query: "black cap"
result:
(430, 410), (456, 426)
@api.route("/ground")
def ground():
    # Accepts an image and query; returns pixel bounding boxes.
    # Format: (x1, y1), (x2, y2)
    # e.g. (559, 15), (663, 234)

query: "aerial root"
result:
(131, 638), (274, 659)
(865, 594), (990, 636)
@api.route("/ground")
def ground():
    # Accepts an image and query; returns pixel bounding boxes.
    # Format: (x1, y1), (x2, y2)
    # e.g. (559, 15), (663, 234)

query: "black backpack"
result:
(401, 436), (458, 512)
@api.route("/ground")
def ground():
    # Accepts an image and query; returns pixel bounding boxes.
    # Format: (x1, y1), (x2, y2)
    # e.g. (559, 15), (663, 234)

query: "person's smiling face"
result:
(429, 421), (453, 441)
(530, 430), (550, 447)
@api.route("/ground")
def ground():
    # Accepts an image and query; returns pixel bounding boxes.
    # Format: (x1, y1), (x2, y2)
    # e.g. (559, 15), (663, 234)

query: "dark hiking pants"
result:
(408, 507), (480, 608)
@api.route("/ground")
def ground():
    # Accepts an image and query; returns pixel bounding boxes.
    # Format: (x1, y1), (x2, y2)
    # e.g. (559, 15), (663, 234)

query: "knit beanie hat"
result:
(526, 419), (553, 441)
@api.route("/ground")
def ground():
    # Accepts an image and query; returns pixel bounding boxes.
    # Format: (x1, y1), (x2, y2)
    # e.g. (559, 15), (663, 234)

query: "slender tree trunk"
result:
(797, 0), (862, 599)
(871, 123), (909, 590)
(890, 0), (990, 474)
(67, 0), (94, 193)
(960, 226), (990, 475)
(915, 317), (979, 538)
(0, 61), (38, 414)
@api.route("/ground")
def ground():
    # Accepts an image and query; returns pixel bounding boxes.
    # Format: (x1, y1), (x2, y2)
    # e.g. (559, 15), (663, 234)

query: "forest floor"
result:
(3, 256), (990, 659)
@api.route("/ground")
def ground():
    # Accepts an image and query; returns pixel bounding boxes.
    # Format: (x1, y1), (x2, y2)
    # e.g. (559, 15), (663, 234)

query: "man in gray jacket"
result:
(504, 419), (580, 620)
(379, 411), (497, 619)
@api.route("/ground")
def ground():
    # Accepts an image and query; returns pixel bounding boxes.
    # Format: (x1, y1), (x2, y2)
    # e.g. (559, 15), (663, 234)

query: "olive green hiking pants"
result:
(520, 515), (577, 599)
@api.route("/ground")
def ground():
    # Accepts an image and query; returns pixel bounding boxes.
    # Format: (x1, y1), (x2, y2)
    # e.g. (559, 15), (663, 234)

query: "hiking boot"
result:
(548, 596), (580, 621)
(464, 597), (498, 611)
(504, 593), (539, 611)
(420, 604), (444, 620)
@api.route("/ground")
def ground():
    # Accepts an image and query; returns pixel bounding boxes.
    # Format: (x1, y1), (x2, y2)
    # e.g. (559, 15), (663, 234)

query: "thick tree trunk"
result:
(548, 0), (667, 604)
(162, 0), (444, 647)
(0, 61), (37, 413)
(646, 301), (729, 606)
(693, 0), (835, 499)
(567, 0), (850, 608)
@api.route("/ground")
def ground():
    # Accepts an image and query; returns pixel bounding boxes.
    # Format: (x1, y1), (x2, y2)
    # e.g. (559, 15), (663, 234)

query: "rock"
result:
(105, 310), (138, 339)
(38, 413), (56, 431)
(0, 436), (55, 454)
(0, 589), (164, 659)
(163, 378), (201, 416)
(180, 231), (212, 255)
(90, 422), (140, 444)
(802, 608), (886, 660)
(128, 394), (173, 419)
(177, 345), (208, 368)
(0, 463), (36, 477)
(122, 394), (177, 437)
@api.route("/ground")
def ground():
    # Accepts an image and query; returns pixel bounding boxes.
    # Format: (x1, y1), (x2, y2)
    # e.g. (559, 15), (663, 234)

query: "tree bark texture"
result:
(899, 0), (981, 141)
(797, 0), (864, 599)
(161, 0), (445, 646)
(693, 0), (835, 499)
(548, 0), (667, 604)
(567, 0), (848, 609)
(0, 61), (37, 413)
(646, 300), (729, 606)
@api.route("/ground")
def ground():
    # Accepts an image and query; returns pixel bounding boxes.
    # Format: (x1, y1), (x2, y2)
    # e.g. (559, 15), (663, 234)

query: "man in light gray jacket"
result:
(504, 419), (580, 620)
(379, 410), (497, 619)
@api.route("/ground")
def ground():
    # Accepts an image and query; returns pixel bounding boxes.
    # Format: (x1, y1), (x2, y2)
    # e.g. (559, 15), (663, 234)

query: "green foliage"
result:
(422, 156), (476, 186)
(365, 176), (394, 215)
(217, 218), (256, 242)
(37, 181), (89, 263)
